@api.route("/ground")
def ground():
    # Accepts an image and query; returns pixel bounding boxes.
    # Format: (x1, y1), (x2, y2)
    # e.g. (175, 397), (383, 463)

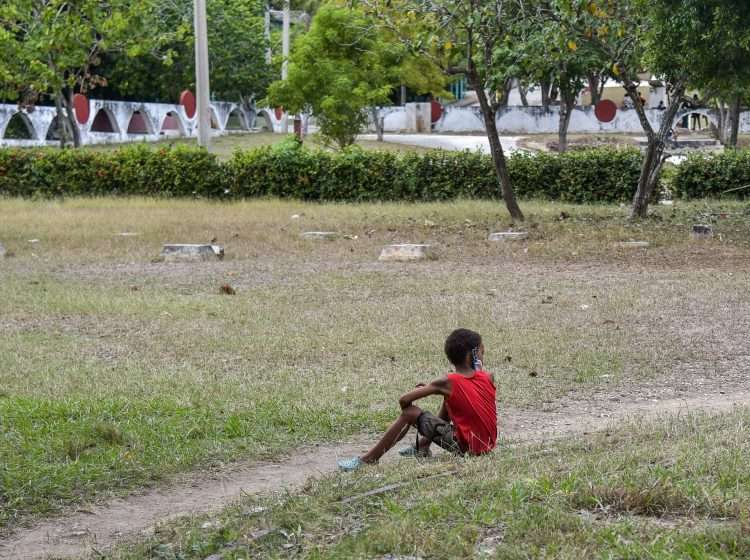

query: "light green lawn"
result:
(85, 132), (433, 160)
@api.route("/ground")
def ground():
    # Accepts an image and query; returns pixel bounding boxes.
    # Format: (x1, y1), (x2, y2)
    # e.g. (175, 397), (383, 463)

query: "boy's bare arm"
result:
(398, 377), (452, 409)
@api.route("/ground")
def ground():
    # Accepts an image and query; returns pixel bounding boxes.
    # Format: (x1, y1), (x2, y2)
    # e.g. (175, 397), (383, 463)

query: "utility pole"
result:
(281, 0), (290, 133)
(194, 0), (211, 148)
(264, 2), (271, 65)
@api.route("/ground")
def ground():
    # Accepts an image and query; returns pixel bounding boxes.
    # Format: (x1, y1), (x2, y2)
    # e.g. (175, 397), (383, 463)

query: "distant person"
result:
(667, 126), (679, 148)
(691, 94), (702, 130)
(337, 329), (497, 471)
(638, 92), (647, 107)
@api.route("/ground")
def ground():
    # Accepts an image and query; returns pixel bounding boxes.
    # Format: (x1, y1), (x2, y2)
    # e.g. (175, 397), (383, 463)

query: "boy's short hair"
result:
(444, 328), (482, 367)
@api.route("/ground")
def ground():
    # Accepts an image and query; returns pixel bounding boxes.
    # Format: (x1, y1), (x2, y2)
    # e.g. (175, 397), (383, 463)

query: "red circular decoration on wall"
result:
(274, 107), (284, 121)
(430, 100), (443, 123)
(73, 94), (90, 124)
(180, 90), (196, 119)
(594, 99), (617, 123)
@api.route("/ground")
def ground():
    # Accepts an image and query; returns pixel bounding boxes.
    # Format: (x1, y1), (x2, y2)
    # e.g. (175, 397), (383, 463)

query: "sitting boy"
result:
(338, 328), (497, 471)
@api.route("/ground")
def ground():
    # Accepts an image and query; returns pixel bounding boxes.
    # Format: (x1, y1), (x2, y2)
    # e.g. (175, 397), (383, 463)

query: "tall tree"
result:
(567, 0), (750, 216)
(363, 0), (526, 221)
(565, 0), (690, 218)
(267, 3), (445, 149)
(515, 1), (610, 151)
(98, 0), (270, 107)
(0, 0), (152, 146)
(680, 0), (750, 148)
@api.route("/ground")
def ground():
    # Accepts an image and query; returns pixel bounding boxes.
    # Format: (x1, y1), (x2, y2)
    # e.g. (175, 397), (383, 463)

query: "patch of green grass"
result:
(0, 394), (375, 527)
(85, 132), (434, 160)
(110, 410), (750, 559)
(0, 197), (748, 530)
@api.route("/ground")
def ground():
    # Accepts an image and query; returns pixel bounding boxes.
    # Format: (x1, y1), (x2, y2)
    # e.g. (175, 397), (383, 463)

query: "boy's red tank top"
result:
(445, 371), (497, 455)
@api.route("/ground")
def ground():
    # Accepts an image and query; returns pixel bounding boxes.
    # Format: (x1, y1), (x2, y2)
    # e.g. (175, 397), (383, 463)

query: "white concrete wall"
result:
(0, 100), (257, 147)
(5, 99), (750, 146)
(435, 105), (750, 135)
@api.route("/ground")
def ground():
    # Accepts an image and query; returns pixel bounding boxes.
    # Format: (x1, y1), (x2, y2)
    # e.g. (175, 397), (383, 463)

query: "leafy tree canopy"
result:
(267, 2), (446, 148)
(0, 0), (154, 145)
(97, 0), (270, 103)
(0, 0), (151, 103)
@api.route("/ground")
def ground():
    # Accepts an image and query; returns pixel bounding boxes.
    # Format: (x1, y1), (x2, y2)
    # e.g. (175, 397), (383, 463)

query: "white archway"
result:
(256, 109), (274, 132)
(90, 108), (120, 134)
(224, 108), (248, 130)
(2, 112), (36, 140)
(160, 111), (187, 137)
(126, 109), (155, 135)
(673, 108), (718, 131)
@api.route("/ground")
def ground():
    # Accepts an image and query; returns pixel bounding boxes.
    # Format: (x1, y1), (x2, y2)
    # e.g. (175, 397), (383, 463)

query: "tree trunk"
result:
(498, 78), (513, 108)
(587, 74), (601, 106)
(60, 89), (81, 148)
(240, 94), (256, 128)
(728, 93), (741, 149)
(557, 93), (575, 153)
(468, 70), (524, 222)
(53, 91), (72, 148)
(715, 99), (728, 144)
(519, 84), (529, 107)
(371, 107), (384, 142)
(626, 80), (685, 218)
(540, 79), (551, 110)
(549, 84), (559, 103)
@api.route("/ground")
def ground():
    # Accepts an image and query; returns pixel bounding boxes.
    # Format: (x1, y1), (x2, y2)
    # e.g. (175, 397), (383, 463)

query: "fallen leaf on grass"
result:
(220, 284), (236, 295)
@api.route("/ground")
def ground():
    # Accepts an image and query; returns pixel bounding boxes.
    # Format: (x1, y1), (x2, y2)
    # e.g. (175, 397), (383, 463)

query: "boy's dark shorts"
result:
(417, 412), (464, 454)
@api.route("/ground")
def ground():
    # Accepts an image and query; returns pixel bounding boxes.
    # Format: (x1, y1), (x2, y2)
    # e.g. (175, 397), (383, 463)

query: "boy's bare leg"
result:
(361, 405), (422, 463)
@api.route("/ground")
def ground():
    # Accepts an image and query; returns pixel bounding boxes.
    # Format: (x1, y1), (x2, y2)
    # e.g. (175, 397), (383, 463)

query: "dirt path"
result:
(2, 390), (749, 560)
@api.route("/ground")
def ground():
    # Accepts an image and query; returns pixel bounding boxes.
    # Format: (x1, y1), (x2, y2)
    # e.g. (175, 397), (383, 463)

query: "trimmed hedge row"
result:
(0, 146), (225, 198)
(0, 140), (649, 203)
(673, 150), (750, 199)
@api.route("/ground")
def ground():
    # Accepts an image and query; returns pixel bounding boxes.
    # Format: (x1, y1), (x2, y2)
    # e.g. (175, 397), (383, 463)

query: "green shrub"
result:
(0, 142), (647, 203)
(673, 150), (750, 199)
(228, 144), (646, 203)
(0, 145), (225, 198)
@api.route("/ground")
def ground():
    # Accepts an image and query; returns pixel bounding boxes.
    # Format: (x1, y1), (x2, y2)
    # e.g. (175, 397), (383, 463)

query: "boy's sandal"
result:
(337, 457), (364, 472)
(398, 445), (432, 458)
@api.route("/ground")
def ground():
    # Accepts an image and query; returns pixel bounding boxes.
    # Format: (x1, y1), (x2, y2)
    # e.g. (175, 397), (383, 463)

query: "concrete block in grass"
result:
(301, 231), (338, 241)
(691, 224), (713, 239)
(488, 231), (528, 241)
(160, 244), (224, 262)
(616, 241), (650, 248)
(379, 244), (432, 262)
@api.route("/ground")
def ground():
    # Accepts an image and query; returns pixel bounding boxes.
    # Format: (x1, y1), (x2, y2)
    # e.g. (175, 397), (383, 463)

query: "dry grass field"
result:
(1, 197), (749, 558)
